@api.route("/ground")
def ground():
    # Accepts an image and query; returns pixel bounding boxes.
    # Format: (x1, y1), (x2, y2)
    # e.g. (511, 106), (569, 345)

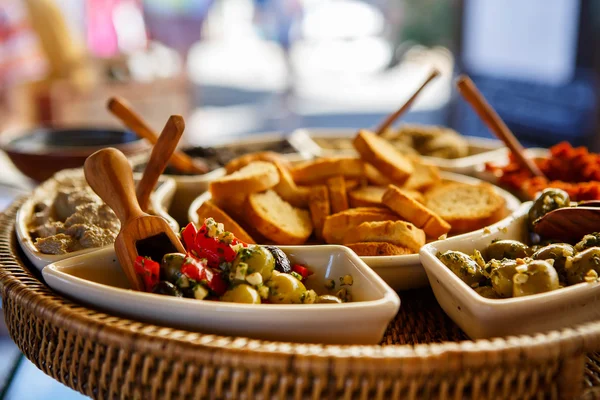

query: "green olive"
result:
(565, 247), (600, 285)
(489, 259), (519, 298)
(316, 294), (343, 304)
(528, 188), (570, 229)
(160, 253), (186, 283)
(485, 240), (532, 261)
(232, 246), (275, 282)
(221, 284), (261, 304)
(532, 243), (575, 280)
(438, 251), (486, 287)
(512, 260), (559, 297)
(575, 233), (600, 252)
(474, 286), (501, 299)
(266, 272), (306, 304)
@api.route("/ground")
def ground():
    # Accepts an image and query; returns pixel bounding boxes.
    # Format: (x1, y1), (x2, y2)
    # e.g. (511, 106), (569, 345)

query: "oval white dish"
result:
(17, 170), (178, 271)
(420, 201), (600, 339)
(42, 244), (400, 345)
(188, 171), (521, 291)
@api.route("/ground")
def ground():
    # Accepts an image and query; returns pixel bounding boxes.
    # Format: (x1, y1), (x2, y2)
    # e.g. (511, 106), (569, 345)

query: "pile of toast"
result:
(196, 129), (508, 256)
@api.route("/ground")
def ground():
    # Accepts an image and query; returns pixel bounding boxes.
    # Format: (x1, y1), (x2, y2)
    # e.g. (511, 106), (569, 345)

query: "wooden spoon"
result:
(84, 147), (186, 291)
(136, 115), (185, 211)
(456, 75), (546, 178)
(107, 96), (209, 175)
(375, 68), (440, 135)
(533, 201), (600, 242)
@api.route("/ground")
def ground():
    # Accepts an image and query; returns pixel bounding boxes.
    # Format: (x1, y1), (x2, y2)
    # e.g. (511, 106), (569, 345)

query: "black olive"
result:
(263, 245), (292, 273)
(152, 281), (183, 297)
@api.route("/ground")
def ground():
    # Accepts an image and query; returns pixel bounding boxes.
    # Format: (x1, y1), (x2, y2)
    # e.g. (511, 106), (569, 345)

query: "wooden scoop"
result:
(456, 75), (546, 179)
(533, 201), (600, 242)
(84, 147), (186, 291)
(375, 68), (440, 135)
(107, 96), (209, 175)
(136, 115), (185, 211)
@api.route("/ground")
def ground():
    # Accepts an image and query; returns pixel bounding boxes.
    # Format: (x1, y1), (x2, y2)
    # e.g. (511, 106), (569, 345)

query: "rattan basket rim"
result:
(2, 197), (600, 373)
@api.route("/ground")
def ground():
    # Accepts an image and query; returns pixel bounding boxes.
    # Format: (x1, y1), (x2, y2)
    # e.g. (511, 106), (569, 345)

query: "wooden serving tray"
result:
(1, 198), (600, 399)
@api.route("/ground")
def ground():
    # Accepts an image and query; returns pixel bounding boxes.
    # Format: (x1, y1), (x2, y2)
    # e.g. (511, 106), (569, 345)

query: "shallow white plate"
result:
(288, 128), (508, 176)
(16, 171), (178, 271)
(420, 201), (600, 339)
(188, 171), (521, 291)
(42, 245), (400, 345)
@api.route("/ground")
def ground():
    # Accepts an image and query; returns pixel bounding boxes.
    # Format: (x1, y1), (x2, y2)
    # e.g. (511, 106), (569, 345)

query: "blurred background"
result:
(0, 0), (598, 148)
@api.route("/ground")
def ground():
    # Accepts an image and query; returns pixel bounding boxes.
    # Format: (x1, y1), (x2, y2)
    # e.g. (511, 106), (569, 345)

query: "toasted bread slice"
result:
(322, 207), (399, 244)
(246, 190), (313, 245)
(196, 200), (255, 244)
(425, 182), (507, 234)
(291, 157), (365, 185)
(349, 186), (425, 208)
(272, 160), (310, 208)
(382, 184), (450, 238)
(308, 185), (330, 240)
(364, 163), (391, 186)
(341, 220), (425, 252)
(353, 130), (414, 184)
(346, 242), (414, 256)
(402, 159), (440, 191)
(210, 161), (280, 199)
(345, 178), (364, 191)
(224, 151), (290, 174)
(326, 176), (349, 213)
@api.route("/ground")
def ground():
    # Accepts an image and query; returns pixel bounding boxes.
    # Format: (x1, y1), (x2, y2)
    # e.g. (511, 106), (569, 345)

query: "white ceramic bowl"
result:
(420, 201), (600, 339)
(188, 171), (521, 291)
(42, 245), (400, 345)
(288, 128), (508, 176)
(17, 172), (178, 271)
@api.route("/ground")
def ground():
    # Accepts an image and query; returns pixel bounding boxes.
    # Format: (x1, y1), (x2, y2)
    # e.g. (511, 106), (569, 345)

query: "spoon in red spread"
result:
(533, 201), (600, 242)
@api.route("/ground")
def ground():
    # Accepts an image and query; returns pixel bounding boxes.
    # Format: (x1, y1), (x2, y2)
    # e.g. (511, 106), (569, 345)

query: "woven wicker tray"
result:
(1, 198), (600, 399)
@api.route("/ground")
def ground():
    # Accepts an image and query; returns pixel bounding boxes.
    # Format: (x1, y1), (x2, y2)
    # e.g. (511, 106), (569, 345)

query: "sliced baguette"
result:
(341, 220), (425, 252)
(353, 130), (414, 184)
(327, 175), (349, 213)
(402, 159), (440, 191)
(424, 182), (507, 234)
(322, 207), (399, 244)
(291, 157), (365, 185)
(210, 161), (280, 199)
(224, 151), (290, 174)
(349, 186), (424, 208)
(196, 200), (255, 244)
(272, 160), (310, 208)
(246, 190), (313, 245)
(346, 242), (414, 256)
(308, 185), (330, 240)
(382, 184), (450, 238)
(364, 163), (391, 186)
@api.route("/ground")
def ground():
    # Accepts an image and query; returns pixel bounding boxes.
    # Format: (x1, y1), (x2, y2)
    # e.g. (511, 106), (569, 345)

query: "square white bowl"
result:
(17, 171), (178, 272)
(288, 128), (508, 176)
(42, 245), (400, 345)
(420, 202), (600, 339)
(188, 172), (521, 291)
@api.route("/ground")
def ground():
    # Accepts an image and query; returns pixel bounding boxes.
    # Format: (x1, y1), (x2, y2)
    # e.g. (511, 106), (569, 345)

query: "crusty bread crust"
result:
(290, 157), (365, 185)
(327, 176), (349, 213)
(341, 220), (426, 252)
(346, 242), (414, 256)
(224, 151), (290, 174)
(322, 207), (399, 244)
(402, 159), (441, 192)
(246, 190), (313, 245)
(210, 161), (280, 199)
(349, 186), (425, 208)
(272, 160), (310, 208)
(196, 200), (255, 244)
(382, 184), (450, 238)
(353, 130), (414, 184)
(364, 163), (391, 186)
(308, 185), (330, 240)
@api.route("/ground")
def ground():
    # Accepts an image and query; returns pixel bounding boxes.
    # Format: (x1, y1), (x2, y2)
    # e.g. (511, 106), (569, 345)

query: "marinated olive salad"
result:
(438, 188), (600, 299)
(133, 218), (351, 304)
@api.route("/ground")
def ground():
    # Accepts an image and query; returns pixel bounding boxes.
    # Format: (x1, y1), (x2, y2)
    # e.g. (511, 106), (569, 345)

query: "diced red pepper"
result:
(181, 222), (198, 251)
(292, 264), (313, 280)
(206, 271), (228, 296)
(134, 256), (160, 292)
(181, 256), (212, 282)
(194, 227), (238, 268)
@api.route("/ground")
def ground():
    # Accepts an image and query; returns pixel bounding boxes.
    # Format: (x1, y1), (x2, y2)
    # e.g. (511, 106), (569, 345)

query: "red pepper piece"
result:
(181, 222), (198, 251)
(133, 256), (160, 292)
(206, 271), (228, 296)
(181, 256), (212, 282)
(292, 264), (313, 280)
